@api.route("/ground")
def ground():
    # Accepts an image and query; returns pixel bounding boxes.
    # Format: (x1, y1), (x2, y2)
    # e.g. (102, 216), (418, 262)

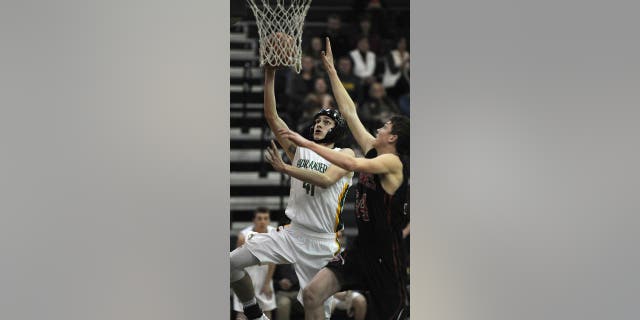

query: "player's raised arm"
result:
(278, 128), (401, 175)
(265, 140), (353, 188)
(321, 37), (376, 154)
(264, 66), (297, 160)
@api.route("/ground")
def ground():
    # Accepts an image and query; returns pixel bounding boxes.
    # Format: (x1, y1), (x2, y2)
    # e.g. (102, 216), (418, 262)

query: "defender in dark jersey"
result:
(278, 37), (410, 320)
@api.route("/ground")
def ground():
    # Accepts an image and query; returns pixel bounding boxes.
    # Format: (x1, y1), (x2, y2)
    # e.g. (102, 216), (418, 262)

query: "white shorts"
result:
(243, 222), (339, 316)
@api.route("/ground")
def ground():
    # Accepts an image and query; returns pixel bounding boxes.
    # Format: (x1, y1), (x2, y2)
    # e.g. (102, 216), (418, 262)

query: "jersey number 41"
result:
(303, 182), (316, 196)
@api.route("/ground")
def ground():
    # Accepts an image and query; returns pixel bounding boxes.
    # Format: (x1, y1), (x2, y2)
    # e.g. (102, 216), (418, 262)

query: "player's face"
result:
(253, 212), (270, 231)
(313, 115), (336, 140)
(374, 121), (395, 146)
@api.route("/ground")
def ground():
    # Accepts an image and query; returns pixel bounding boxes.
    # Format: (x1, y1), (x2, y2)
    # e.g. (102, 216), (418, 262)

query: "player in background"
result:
(232, 208), (277, 320)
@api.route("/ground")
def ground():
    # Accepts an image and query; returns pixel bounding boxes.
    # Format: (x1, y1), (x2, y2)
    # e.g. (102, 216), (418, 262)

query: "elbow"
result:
(318, 178), (333, 189)
(318, 174), (342, 188)
(344, 158), (358, 172)
(263, 111), (276, 120)
(264, 114), (278, 123)
(340, 107), (357, 119)
(318, 182), (331, 189)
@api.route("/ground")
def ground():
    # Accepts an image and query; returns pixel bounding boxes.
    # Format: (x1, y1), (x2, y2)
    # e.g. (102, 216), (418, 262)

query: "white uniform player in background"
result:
(330, 291), (367, 320)
(232, 208), (277, 320)
(229, 65), (354, 320)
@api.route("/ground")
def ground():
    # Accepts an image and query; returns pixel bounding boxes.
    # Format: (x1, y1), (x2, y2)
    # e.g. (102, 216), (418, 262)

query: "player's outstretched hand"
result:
(264, 140), (286, 172)
(320, 37), (335, 71)
(277, 128), (311, 147)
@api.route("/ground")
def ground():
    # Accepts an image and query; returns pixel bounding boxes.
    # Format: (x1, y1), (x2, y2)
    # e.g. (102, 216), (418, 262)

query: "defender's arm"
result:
(321, 38), (376, 153)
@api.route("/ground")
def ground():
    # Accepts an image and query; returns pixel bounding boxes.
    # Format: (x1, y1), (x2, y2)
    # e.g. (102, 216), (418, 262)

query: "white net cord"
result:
(247, 0), (312, 73)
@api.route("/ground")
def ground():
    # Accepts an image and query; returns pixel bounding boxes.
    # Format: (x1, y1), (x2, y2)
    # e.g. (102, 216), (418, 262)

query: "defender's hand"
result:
(320, 37), (335, 71)
(277, 128), (311, 147)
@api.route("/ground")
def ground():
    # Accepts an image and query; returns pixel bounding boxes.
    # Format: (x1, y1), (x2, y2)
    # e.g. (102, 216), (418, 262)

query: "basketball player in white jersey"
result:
(229, 65), (355, 320)
(232, 207), (277, 320)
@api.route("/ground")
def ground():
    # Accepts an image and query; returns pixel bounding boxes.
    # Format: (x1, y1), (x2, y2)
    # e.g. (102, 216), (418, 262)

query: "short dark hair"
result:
(253, 207), (270, 219)
(390, 115), (410, 156)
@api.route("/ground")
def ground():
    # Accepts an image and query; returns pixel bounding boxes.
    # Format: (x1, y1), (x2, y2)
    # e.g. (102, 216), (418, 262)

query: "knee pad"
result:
(230, 246), (259, 270)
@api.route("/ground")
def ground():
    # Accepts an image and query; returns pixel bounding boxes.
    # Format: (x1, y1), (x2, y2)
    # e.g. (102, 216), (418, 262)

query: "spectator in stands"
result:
(297, 88), (334, 135)
(351, 15), (382, 55)
(382, 36), (410, 110)
(354, 0), (385, 10)
(315, 77), (329, 95)
(306, 77), (331, 106)
(319, 14), (351, 59)
(305, 36), (325, 67)
(232, 207), (277, 320)
(349, 37), (377, 86)
(294, 78), (332, 133)
(286, 56), (321, 125)
(352, 0), (390, 38)
(335, 56), (363, 103)
(273, 264), (304, 320)
(359, 82), (400, 131)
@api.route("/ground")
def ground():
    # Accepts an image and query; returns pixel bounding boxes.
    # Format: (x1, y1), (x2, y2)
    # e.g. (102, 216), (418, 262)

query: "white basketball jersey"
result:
(285, 147), (353, 233)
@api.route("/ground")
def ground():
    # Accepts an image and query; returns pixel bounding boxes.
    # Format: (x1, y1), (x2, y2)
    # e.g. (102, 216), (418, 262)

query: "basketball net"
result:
(247, 0), (312, 73)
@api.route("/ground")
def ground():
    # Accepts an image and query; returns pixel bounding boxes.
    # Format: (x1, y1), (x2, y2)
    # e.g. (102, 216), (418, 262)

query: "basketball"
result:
(264, 32), (297, 66)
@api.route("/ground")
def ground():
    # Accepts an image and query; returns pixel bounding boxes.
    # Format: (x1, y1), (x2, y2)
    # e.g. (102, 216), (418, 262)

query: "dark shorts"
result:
(326, 247), (408, 320)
